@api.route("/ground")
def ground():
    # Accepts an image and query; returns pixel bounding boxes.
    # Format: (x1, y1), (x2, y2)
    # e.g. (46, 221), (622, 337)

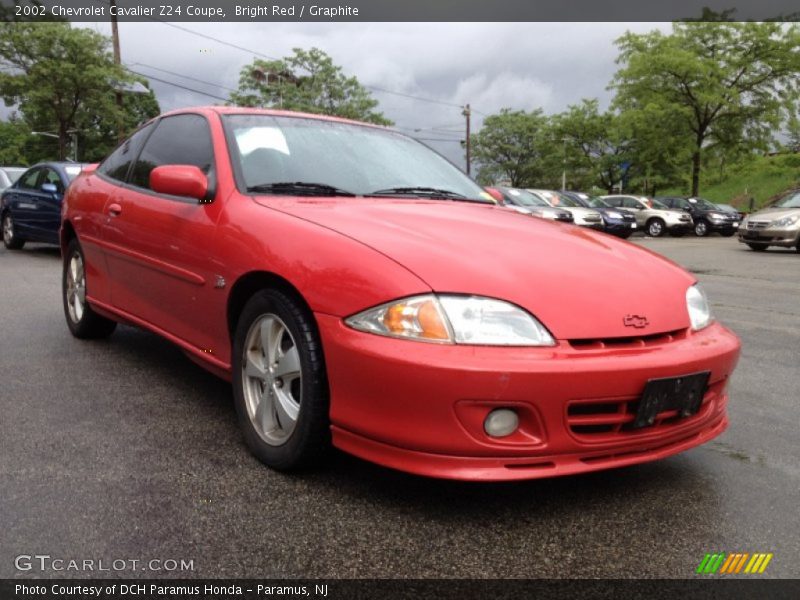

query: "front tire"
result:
(232, 288), (330, 471)
(746, 243), (768, 252)
(2, 213), (25, 250)
(646, 218), (666, 237)
(63, 239), (117, 338)
(694, 220), (710, 237)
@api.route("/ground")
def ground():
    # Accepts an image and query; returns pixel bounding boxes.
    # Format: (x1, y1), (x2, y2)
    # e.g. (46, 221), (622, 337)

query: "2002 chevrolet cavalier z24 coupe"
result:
(61, 107), (740, 481)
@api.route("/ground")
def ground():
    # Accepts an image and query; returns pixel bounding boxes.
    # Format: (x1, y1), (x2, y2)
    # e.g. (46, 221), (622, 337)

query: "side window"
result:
(129, 114), (214, 191)
(41, 168), (64, 194)
(622, 198), (640, 209)
(605, 197), (621, 207)
(98, 123), (155, 182)
(18, 168), (41, 190)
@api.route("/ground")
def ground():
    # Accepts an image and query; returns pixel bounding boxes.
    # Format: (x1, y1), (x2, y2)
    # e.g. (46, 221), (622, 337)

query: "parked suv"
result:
(738, 189), (800, 252)
(489, 186), (574, 223)
(562, 191), (638, 238)
(602, 195), (693, 237)
(528, 189), (604, 230)
(657, 196), (739, 237)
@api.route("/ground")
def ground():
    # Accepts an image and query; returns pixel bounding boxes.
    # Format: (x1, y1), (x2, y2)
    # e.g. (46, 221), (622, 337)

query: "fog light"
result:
(484, 408), (519, 438)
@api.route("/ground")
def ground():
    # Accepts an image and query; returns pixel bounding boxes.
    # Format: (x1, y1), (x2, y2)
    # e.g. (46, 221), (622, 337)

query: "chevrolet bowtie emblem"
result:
(623, 314), (649, 329)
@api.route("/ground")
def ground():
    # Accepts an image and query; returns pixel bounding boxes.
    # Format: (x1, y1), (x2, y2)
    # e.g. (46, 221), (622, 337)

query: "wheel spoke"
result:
(260, 317), (284, 364)
(274, 388), (299, 431)
(274, 345), (300, 380)
(245, 352), (267, 380)
(254, 389), (274, 434)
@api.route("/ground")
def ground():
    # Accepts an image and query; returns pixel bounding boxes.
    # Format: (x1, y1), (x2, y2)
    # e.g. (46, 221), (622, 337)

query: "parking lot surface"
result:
(1, 236), (798, 578)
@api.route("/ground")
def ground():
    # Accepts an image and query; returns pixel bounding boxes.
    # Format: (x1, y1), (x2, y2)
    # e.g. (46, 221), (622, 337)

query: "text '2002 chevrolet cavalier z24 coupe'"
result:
(61, 107), (741, 481)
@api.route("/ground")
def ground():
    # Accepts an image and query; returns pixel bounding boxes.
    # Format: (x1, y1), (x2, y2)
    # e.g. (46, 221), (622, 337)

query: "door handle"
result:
(108, 203), (122, 217)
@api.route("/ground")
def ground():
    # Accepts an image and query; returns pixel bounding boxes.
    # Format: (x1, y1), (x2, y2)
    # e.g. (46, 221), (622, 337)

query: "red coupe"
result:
(61, 107), (740, 481)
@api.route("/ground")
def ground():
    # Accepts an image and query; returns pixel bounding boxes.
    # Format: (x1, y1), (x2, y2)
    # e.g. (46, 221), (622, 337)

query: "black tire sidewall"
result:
(62, 239), (116, 338)
(231, 288), (329, 470)
(3, 213), (24, 250)
(695, 220), (709, 236)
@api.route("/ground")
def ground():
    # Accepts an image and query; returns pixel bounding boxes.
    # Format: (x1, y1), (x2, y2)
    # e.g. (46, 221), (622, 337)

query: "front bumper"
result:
(665, 219), (693, 231)
(738, 226), (800, 247)
(317, 315), (740, 481)
(707, 218), (739, 232)
(603, 218), (637, 234)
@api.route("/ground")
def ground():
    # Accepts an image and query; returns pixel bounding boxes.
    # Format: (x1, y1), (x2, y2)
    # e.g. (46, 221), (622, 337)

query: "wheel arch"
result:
(60, 219), (77, 254)
(226, 270), (315, 341)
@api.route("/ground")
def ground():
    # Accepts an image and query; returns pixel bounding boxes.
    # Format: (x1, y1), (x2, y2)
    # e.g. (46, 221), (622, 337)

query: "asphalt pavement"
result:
(1, 235), (798, 579)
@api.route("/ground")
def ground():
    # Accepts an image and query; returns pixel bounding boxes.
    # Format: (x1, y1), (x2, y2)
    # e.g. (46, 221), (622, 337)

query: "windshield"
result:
(645, 197), (668, 209)
(548, 192), (581, 208)
(500, 187), (549, 207)
(688, 197), (719, 211)
(776, 191), (800, 209)
(586, 196), (610, 208)
(223, 114), (490, 202)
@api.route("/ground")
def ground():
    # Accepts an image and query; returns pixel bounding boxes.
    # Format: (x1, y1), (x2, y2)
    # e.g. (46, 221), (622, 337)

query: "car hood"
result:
(257, 197), (695, 339)
(747, 207), (800, 221)
(561, 207), (600, 217)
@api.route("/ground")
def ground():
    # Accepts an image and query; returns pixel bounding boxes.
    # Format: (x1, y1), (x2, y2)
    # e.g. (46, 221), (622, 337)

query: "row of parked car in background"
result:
(484, 186), (750, 240)
(1, 162), (798, 254)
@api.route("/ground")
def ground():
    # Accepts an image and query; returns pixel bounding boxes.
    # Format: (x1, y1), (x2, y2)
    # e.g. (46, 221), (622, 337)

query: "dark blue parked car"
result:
(561, 191), (638, 239)
(1, 162), (86, 250)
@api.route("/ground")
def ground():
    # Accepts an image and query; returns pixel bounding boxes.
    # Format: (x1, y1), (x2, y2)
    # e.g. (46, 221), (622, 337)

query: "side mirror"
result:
(41, 183), (58, 195)
(150, 165), (208, 202)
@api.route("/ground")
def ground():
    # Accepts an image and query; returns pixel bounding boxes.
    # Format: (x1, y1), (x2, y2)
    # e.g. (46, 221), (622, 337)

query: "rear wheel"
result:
(2, 213), (25, 250)
(63, 239), (117, 338)
(232, 288), (330, 471)
(646, 218), (666, 237)
(746, 243), (768, 252)
(694, 220), (710, 237)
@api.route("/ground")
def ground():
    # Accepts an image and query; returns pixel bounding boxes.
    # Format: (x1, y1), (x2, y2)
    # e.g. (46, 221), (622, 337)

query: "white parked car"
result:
(602, 195), (693, 237)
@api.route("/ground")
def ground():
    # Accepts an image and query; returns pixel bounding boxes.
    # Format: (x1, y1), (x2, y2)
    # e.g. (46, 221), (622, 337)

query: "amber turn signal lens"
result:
(382, 299), (449, 341)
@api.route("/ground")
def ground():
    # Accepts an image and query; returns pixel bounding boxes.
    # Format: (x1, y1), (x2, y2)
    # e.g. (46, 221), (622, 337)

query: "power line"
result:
(126, 62), (238, 93)
(125, 68), (229, 102)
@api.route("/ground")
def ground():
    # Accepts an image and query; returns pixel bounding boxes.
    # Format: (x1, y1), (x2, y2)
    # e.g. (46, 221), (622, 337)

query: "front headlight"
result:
(709, 212), (724, 220)
(345, 294), (556, 346)
(686, 284), (713, 331)
(772, 215), (799, 228)
(606, 211), (623, 219)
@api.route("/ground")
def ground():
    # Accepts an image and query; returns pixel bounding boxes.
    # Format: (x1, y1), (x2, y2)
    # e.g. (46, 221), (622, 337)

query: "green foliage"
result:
(0, 22), (157, 162)
(659, 153), (800, 208)
(230, 48), (391, 125)
(0, 117), (32, 165)
(470, 109), (549, 186)
(612, 21), (800, 196)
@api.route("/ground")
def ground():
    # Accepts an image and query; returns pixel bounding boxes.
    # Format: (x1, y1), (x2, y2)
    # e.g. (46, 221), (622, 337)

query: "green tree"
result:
(0, 116), (33, 165)
(0, 22), (134, 160)
(548, 99), (632, 193)
(470, 109), (549, 186)
(230, 48), (391, 125)
(612, 21), (800, 196)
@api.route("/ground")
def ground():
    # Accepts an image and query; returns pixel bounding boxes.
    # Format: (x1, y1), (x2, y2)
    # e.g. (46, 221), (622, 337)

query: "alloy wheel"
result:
(241, 313), (303, 446)
(65, 252), (86, 323)
(648, 220), (663, 237)
(695, 221), (708, 236)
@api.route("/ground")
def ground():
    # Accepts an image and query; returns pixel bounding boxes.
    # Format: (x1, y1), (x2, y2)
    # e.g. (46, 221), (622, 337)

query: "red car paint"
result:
(62, 107), (740, 481)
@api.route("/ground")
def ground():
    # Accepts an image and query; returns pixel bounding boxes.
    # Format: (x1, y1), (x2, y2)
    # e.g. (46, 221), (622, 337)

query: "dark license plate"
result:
(632, 372), (710, 429)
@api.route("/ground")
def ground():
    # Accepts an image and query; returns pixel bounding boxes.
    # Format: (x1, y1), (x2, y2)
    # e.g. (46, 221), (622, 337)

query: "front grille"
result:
(556, 214), (574, 222)
(678, 215), (691, 222)
(566, 379), (724, 440)
(622, 214), (636, 222)
(585, 215), (602, 222)
(568, 328), (687, 351)
(747, 221), (769, 230)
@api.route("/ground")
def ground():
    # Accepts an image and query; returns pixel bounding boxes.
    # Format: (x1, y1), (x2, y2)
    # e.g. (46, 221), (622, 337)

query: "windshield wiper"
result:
(368, 186), (469, 200)
(247, 181), (356, 197)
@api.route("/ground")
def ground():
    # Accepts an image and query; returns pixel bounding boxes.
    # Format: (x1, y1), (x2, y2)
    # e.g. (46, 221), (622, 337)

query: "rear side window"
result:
(129, 114), (214, 191)
(18, 168), (41, 190)
(98, 123), (154, 182)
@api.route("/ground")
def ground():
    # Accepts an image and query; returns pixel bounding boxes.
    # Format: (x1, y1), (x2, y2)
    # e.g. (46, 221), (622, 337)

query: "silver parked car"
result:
(0, 167), (27, 193)
(528, 189), (604, 230)
(602, 195), (693, 237)
(493, 186), (574, 223)
(738, 190), (800, 252)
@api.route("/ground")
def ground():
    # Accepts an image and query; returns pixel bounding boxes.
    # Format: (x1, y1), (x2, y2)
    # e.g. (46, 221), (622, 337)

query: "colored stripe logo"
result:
(696, 552), (773, 574)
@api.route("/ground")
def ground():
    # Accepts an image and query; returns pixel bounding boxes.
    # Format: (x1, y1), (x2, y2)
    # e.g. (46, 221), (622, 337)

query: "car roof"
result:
(158, 105), (389, 131)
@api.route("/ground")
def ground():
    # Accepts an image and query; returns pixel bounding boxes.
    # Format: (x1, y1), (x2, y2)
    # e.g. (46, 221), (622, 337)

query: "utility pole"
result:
(561, 136), (569, 191)
(110, 0), (124, 141)
(462, 104), (471, 176)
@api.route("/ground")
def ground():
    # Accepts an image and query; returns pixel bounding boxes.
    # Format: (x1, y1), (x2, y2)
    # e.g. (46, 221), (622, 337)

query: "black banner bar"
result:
(2, 0), (800, 23)
(2, 579), (800, 600)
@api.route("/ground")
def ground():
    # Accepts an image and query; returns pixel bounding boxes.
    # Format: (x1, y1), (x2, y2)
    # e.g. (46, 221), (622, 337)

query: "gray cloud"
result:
(4, 22), (667, 164)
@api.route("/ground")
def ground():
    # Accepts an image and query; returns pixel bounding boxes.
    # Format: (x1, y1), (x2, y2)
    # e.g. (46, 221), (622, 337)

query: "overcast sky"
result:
(4, 22), (668, 164)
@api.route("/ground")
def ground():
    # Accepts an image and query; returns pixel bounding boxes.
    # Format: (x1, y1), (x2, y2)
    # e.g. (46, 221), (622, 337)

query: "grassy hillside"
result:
(661, 153), (800, 209)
